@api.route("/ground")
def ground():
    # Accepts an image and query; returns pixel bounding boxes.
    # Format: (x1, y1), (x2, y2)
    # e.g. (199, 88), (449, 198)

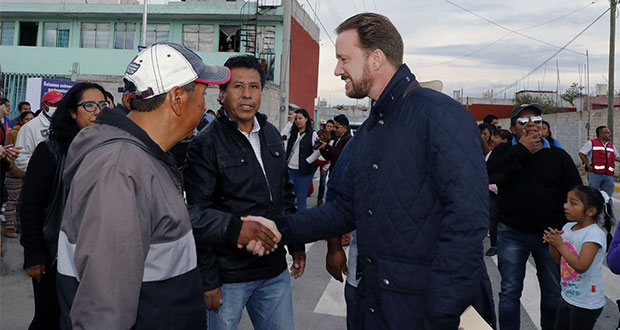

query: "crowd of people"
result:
(0, 11), (619, 330)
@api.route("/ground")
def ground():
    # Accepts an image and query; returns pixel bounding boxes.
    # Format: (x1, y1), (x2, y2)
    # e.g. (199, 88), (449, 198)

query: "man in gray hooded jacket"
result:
(56, 42), (280, 330)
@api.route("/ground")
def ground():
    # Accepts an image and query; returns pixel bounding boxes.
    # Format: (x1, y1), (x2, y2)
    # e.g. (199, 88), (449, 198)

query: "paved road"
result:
(2, 186), (620, 330)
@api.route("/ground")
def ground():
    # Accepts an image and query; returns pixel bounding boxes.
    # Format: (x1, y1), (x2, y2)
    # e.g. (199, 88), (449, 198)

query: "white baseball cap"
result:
(124, 42), (231, 99)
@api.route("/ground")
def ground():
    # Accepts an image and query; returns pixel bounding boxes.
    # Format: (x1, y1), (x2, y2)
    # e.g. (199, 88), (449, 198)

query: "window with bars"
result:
(142, 24), (170, 46)
(43, 22), (70, 48)
(114, 23), (135, 49)
(0, 21), (15, 46)
(183, 24), (214, 52)
(244, 25), (276, 54)
(81, 23), (110, 48)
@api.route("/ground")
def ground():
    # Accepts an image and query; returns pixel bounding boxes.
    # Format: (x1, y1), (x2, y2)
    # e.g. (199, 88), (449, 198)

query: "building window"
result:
(246, 25), (276, 54)
(114, 23), (135, 49)
(143, 24), (169, 46)
(43, 22), (70, 47)
(0, 21), (15, 45)
(19, 22), (38, 46)
(219, 25), (240, 52)
(183, 24), (214, 52)
(81, 23), (110, 48)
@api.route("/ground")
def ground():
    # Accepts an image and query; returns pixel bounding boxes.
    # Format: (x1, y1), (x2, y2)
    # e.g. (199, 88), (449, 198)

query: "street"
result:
(2, 183), (620, 330)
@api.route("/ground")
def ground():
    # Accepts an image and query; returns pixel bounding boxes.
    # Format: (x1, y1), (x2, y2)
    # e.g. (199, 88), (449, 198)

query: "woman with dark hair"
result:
(3, 110), (34, 238)
(541, 120), (564, 149)
(281, 108), (321, 210)
(20, 82), (107, 330)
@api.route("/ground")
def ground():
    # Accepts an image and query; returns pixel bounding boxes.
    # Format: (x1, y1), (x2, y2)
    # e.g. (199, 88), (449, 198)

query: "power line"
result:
(497, 7), (610, 96)
(304, 0), (335, 46)
(351, 0), (358, 12)
(441, 0), (585, 56)
(373, 0), (377, 12)
(323, 0), (341, 25)
(416, 32), (512, 68)
(325, 0), (343, 22)
(360, 0), (367, 11)
(517, 0), (601, 32)
(417, 2), (599, 68)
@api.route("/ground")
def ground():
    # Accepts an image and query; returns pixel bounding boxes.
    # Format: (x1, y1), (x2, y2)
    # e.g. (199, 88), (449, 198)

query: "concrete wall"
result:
(495, 109), (620, 164)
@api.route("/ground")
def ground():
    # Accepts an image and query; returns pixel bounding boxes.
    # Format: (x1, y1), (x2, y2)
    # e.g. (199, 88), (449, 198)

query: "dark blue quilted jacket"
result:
(276, 64), (493, 329)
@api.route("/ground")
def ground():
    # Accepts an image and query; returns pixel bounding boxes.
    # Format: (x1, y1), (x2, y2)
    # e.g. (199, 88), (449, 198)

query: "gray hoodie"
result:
(56, 109), (204, 330)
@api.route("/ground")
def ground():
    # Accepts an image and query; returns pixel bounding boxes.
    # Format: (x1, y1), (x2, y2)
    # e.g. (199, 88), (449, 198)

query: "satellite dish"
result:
(419, 80), (443, 92)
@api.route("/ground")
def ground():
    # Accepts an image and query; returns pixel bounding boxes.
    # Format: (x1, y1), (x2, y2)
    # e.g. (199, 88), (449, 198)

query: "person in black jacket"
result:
(487, 103), (582, 330)
(183, 55), (305, 330)
(281, 108), (320, 210)
(19, 82), (107, 330)
(319, 114), (352, 173)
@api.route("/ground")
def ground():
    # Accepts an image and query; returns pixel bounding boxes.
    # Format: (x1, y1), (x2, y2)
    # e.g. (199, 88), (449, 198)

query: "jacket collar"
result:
(95, 107), (176, 167)
(370, 64), (417, 117)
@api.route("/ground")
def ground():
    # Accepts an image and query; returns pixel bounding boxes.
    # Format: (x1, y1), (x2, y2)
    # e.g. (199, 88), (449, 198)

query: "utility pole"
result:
(608, 0), (616, 141)
(586, 50), (591, 139)
(141, 0), (148, 47)
(279, 0), (292, 130)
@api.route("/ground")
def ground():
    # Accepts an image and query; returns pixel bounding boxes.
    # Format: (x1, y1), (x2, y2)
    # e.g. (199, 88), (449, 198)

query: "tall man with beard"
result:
(243, 13), (494, 330)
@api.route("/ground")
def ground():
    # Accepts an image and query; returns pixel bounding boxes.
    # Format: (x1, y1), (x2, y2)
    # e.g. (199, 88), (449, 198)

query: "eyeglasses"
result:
(516, 115), (543, 126)
(78, 101), (109, 112)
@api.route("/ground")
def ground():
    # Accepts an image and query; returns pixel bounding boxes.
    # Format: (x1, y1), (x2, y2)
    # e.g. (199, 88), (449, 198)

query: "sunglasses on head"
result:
(516, 115), (542, 126)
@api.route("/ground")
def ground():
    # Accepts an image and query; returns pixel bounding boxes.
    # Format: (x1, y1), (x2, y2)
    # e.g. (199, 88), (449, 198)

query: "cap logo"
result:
(126, 62), (140, 75)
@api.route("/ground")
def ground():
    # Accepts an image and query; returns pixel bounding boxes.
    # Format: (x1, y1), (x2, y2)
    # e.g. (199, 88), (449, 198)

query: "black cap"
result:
(511, 103), (542, 120)
(334, 114), (349, 127)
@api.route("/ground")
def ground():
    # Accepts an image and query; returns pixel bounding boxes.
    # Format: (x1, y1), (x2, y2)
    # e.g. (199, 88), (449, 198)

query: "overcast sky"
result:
(305, 0), (615, 105)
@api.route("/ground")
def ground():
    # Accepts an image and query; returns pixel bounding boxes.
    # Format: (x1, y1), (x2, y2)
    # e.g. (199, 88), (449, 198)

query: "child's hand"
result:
(543, 227), (564, 248)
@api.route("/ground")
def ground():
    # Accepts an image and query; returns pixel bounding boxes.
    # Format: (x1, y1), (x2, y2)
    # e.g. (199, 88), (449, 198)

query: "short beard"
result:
(346, 63), (373, 99)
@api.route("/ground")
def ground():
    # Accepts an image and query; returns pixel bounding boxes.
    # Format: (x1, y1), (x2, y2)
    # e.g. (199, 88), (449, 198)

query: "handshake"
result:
(236, 216), (281, 256)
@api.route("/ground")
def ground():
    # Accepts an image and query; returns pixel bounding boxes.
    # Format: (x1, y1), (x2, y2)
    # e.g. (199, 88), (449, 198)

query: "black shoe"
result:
(485, 247), (497, 257)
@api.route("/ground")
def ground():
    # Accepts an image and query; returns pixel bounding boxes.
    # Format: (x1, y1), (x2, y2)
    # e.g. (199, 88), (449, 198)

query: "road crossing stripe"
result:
(491, 255), (542, 330)
(313, 246), (349, 317)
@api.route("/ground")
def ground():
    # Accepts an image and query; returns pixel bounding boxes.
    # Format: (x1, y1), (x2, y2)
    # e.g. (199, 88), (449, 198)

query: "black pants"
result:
(489, 192), (499, 247)
(29, 263), (60, 330)
(554, 298), (602, 330)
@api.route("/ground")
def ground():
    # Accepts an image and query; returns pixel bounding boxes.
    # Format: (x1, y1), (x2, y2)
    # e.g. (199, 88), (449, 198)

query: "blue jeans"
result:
(587, 172), (614, 199)
(497, 223), (560, 330)
(288, 168), (314, 211)
(344, 283), (357, 330)
(206, 269), (293, 330)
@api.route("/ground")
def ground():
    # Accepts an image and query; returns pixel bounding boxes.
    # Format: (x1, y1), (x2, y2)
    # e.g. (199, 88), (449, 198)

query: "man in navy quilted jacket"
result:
(244, 13), (494, 330)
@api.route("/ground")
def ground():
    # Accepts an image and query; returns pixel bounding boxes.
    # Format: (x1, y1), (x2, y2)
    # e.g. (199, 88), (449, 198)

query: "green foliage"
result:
(514, 94), (558, 114)
(561, 82), (585, 107)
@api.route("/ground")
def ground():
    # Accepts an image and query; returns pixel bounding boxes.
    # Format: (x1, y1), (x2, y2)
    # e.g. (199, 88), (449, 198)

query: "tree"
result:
(514, 94), (557, 114)
(561, 82), (585, 107)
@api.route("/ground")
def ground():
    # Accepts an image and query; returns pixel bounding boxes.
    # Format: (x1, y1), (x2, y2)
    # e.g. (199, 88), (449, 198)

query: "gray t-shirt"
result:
(579, 140), (619, 163)
(560, 222), (607, 310)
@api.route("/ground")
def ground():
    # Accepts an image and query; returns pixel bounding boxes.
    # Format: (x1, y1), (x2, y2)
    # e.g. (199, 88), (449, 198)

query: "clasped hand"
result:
(237, 215), (281, 256)
(542, 227), (564, 248)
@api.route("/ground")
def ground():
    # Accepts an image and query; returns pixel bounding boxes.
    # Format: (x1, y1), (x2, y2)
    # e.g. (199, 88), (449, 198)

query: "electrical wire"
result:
(305, 0), (335, 46)
(441, 0), (585, 56)
(325, 0), (343, 22)
(517, 0), (601, 31)
(496, 7), (610, 95)
(373, 0), (377, 12)
(351, 0), (358, 12)
(416, 32), (511, 68)
(418, 1), (599, 67)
